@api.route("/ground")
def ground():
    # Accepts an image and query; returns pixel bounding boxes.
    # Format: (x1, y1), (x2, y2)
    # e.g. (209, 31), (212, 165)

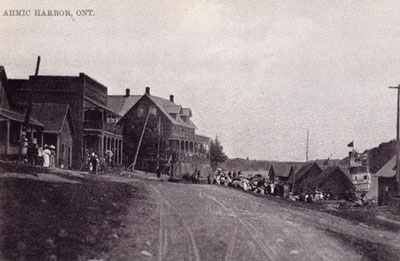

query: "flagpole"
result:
(389, 85), (400, 193)
(157, 116), (161, 169)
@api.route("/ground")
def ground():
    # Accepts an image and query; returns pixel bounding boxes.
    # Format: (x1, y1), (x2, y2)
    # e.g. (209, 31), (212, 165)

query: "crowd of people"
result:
(207, 169), (288, 196)
(206, 169), (352, 203)
(206, 169), (370, 205)
(22, 135), (57, 168)
(84, 149), (114, 175)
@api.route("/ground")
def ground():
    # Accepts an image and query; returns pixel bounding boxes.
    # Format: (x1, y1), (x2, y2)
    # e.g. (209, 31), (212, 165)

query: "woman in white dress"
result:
(43, 145), (51, 167)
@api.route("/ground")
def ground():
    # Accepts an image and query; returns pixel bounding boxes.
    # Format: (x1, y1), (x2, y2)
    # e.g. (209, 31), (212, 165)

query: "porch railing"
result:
(83, 121), (122, 135)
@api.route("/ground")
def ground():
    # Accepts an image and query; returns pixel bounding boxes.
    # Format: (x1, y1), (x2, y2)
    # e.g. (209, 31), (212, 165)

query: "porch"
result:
(0, 108), (44, 158)
(83, 131), (123, 166)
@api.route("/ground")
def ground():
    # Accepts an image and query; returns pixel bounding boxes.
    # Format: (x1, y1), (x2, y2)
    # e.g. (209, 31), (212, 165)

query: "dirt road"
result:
(106, 181), (400, 261)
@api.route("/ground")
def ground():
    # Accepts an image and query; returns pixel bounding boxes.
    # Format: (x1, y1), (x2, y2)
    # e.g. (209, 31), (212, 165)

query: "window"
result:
(61, 144), (65, 159)
(137, 106), (144, 117)
(9, 121), (20, 145)
(150, 106), (157, 116)
(103, 111), (107, 122)
(68, 147), (71, 166)
(0, 121), (7, 142)
(364, 175), (367, 180)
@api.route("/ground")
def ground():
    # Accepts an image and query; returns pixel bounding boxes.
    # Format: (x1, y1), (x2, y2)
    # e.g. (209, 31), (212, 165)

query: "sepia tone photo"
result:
(1, 0), (400, 260)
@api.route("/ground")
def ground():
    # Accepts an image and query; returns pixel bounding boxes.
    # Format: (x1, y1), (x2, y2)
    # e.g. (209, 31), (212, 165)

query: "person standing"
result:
(196, 169), (201, 184)
(91, 152), (98, 175)
(43, 145), (51, 167)
(27, 142), (36, 165)
(37, 146), (43, 166)
(156, 166), (161, 178)
(49, 145), (56, 167)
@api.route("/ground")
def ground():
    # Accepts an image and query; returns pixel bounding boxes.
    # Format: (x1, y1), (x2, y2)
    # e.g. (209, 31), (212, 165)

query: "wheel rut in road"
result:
(152, 184), (201, 261)
(205, 193), (276, 261)
(139, 182), (400, 260)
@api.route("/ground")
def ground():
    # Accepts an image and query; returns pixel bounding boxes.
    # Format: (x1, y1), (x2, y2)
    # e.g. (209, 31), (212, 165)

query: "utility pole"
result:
(306, 128), (309, 162)
(157, 116), (161, 169)
(389, 84), (400, 193)
(17, 56), (40, 164)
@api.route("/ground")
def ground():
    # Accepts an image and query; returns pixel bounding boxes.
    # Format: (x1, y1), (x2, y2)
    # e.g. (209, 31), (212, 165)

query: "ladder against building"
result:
(126, 109), (151, 171)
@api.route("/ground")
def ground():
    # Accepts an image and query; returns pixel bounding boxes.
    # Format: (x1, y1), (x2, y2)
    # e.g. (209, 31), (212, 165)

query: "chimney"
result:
(170, 95), (174, 103)
(145, 87), (150, 95)
(125, 88), (130, 97)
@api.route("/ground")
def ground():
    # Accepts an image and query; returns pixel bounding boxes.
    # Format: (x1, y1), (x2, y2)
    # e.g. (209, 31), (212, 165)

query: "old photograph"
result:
(1, 0), (400, 260)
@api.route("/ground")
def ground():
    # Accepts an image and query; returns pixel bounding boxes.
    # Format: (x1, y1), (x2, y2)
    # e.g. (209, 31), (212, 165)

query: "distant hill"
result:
(367, 140), (396, 173)
(222, 140), (397, 174)
(221, 158), (303, 172)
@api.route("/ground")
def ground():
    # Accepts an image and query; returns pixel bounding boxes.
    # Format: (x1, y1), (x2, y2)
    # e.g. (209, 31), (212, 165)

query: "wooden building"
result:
(268, 164), (297, 183)
(314, 166), (355, 198)
(108, 87), (211, 176)
(0, 66), (44, 158)
(0, 66), (9, 109)
(287, 162), (322, 194)
(6, 73), (123, 169)
(376, 156), (397, 205)
(30, 103), (75, 169)
(0, 108), (43, 157)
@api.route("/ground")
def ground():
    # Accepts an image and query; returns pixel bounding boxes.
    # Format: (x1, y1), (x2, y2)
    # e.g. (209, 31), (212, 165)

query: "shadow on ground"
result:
(0, 176), (143, 260)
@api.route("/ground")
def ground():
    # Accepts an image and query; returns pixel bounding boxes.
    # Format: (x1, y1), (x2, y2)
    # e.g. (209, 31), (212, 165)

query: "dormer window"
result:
(169, 113), (177, 120)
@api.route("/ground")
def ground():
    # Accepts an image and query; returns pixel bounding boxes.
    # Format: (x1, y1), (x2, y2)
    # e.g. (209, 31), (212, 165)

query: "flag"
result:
(323, 157), (330, 165)
(347, 141), (354, 148)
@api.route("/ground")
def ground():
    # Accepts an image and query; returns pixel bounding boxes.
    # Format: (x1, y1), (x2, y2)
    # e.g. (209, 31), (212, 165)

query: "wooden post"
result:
(291, 172), (296, 193)
(56, 136), (60, 168)
(5, 120), (10, 155)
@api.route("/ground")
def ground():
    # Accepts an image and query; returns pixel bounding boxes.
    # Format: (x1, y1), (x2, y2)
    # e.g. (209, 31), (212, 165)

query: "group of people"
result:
(41, 144), (56, 167)
(208, 169), (359, 204)
(23, 137), (56, 168)
(182, 168), (201, 183)
(85, 150), (114, 175)
(208, 169), (287, 197)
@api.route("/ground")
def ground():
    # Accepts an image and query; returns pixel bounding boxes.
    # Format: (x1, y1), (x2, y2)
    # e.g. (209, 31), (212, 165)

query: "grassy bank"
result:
(0, 175), (140, 260)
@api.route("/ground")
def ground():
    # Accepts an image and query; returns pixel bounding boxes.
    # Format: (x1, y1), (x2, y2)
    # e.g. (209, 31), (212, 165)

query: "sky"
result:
(1, 0), (400, 161)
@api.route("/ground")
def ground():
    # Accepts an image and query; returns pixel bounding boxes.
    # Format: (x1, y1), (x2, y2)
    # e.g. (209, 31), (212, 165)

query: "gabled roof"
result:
(175, 114), (197, 129)
(288, 162), (321, 183)
(0, 107), (43, 127)
(270, 164), (295, 178)
(376, 156), (396, 178)
(111, 92), (197, 129)
(147, 95), (196, 129)
(107, 95), (141, 117)
(31, 103), (74, 134)
(241, 170), (270, 178)
(314, 166), (354, 188)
